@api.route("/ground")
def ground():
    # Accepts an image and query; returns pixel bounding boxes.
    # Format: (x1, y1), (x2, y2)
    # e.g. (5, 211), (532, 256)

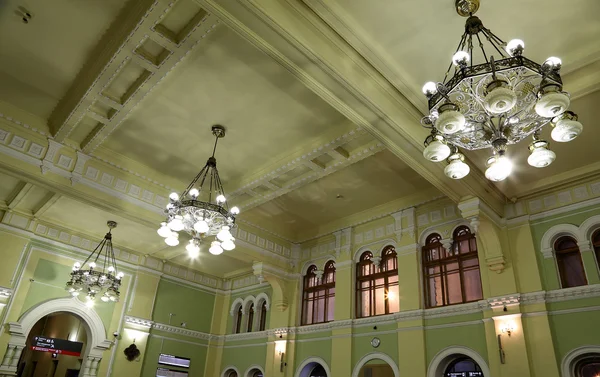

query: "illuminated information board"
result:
(31, 336), (83, 357)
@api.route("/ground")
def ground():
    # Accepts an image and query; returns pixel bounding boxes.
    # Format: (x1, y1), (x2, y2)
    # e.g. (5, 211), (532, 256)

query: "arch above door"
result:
(295, 356), (331, 377)
(352, 352), (400, 377)
(428, 346), (490, 377)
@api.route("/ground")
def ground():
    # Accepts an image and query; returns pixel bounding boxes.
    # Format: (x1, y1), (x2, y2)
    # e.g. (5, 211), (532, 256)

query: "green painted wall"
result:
(141, 334), (208, 377)
(221, 341), (267, 373)
(548, 310), (600, 364)
(425, 323), (488, 365)
(152, 279), (216, 333)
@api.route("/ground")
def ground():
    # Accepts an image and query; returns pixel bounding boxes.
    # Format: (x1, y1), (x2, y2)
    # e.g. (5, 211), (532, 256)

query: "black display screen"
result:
(446, 372), (483, 377)
(158, 354), (191, 368)
(156, 368), (188, 377)
(31, 336), (83, 357)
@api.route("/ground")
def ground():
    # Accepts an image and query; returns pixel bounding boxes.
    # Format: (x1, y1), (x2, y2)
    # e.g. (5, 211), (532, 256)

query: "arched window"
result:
(234, 306), (243, 334)
(555, 236), (587, 288)
(356, 247), (399, 318)
(309, 365), (327, 377)
(246, 303), (254, 332)
(259, 301), (267, 331)
(422, 227), (482, 308)
(574, 354), (600, 377)
(225, 370), (238, 377)
(250, 370), (263, 377)
(444, 356), (483, 376)
(593, 230), (600, 271)
(301, 261), (336, 325)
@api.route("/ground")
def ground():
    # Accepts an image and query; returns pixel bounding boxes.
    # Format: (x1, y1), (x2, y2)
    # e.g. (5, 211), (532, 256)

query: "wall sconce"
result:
(501, 323), (515, 337)
(275, 340), (286, 372)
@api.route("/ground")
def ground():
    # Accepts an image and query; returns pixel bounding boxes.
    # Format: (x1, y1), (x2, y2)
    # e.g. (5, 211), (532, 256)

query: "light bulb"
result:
(165, 233), (179, 246)
(544, 56), (562, 70)
(444, 153), (470, 179)
(230, 206), (240, 215)
(551, 112), (582, 142)
(186, 240), (200, 257)
(209, 241), (224, 255)
(101, 296), (109, 302)
(422, 81), (437, 96)
(169, 192), (179, 201)
(85, 299), (95, 307)
(194, 220), (209, 233)
(73, 262), (81, 270)
(222, 239), (235, 251)
(188, 188), (199, 198)
(423, 136), (451, 162)
(71, 291), (80, 297)
(107, 266), (115, 273)
(452, 51), (469, 66)
(168, 215), (184, 231)
(217, 226), (231, 242)
(89, 262), (96, 269)
(528, 144), (556, 168)
(157, 222), (171, 238)
(166, 203), (174, 210)
(216, 194), (226, 204)
(485, 154), (513, 181)
(506, 39), (524, 56)
(117, 272), (124, 279)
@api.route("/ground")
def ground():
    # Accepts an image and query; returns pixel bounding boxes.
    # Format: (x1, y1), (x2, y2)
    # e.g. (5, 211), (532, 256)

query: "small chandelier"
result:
(421, 0), (583, 181)
(157, 125), (239, 256)
(65, 221), (123, 303)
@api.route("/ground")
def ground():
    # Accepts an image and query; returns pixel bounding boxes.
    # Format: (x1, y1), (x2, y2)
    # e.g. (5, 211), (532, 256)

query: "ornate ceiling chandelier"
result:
(65, 221), (123, 303)
(157, 125), (239, 256)
(421, 0), (583, 181)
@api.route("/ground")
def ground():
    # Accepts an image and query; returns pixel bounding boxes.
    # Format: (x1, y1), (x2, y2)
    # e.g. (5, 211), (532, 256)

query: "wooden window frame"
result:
(355, 247), (399, 318)
(234, 306), (243, 334)
(555, 236), (588, 288)
(259, 301), (267, 331)
(246, 303), (254, 332)
(422, 227), (483, 308)
(301, 261), (336, 325)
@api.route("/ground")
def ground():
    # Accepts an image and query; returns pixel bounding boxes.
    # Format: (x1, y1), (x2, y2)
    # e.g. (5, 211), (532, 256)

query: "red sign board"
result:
(31, 336), (83, 357)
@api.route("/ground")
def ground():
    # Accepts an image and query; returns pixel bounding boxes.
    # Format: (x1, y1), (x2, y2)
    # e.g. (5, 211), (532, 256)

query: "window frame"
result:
(301, 261), (336, 325)
(554, 236), (588, 288)
(355, 246), (399, 318)
(592, 229), (600, 272)
(259, 301), (267, 331)
(422, 226), (483, 308)
(234, 306), (243, 334)
(246, 303), (254, 332)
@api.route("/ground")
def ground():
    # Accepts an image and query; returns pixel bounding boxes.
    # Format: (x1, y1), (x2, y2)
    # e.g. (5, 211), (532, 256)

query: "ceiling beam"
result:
(49, 0), (222, 155)
(32, 192), (61, 218)
(194, 0), (507, 216)
(7, 182), (33, 210)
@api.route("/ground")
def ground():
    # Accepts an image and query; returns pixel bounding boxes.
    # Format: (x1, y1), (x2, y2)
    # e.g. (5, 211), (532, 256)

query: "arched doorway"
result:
(0, 297), (111, 377)
(563, 348), (600, 377)
(223, 368), (239, 377)
(353, 353), (399, 377)
(296, 357), (330, 377)
(245, 366), (264, 377)
(428, 347), (490, 377)
(17, 312), (87, 377)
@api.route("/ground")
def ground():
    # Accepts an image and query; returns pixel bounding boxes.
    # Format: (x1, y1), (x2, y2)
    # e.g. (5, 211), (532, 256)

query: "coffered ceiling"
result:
(0, 0), (599, 280)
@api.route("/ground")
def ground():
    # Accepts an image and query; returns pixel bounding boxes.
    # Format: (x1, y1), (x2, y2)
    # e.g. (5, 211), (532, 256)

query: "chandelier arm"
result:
(481, 28), (507, 58)
(468, 34), (474, 68)
(93, 237), (107, 265)
(213, 166), (230, 211)
(475, 32), (489, 64)
(443, 31), (468, 84)
(208, 165), (215, 204)
(80, 235), (106, 267)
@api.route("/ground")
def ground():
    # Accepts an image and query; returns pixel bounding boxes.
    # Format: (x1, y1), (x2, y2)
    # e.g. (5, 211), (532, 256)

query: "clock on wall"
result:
(371, 337), (380, 348)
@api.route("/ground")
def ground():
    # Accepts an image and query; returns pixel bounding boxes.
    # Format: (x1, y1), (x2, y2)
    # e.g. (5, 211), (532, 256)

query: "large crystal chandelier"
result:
(65, 221), (123, 303)
(421, 0), (583, 181)
(157, 125), (239, 256)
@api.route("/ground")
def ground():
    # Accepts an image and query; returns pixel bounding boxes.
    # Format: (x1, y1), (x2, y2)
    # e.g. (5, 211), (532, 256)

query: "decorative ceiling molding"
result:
(50, 0), (222, 155)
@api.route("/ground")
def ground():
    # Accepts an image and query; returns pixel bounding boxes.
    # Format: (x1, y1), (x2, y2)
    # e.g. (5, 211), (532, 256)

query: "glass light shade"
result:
(217, 226), (231, 242)
(73, 262), (81, 269)
(485, 155), (513, 181)
(452, 51), (470, 66)
(230, 206), (240, 215)
(71, 291), (80, 297)
(193, 220), (209, 233)
(444, 155), (470, 179)
(535, 91), (570, 117)
(484, 87), (517, 114)
(551, 118), (583, 142)
(423, 139), (451, 162)
(89, 262), (96, 269)
(165, 233), (179, 246)
(209, 241), (224, 255)
(169, 192), (179, 201)
(435, 110), (465, 134)
(506, 39), (524, 56)
(186, 240), (200, 257)
(222, 239), (235, 251)
(528, 145), (556, 168)
(117, 272), (124, 279)
(101, 296), (109, 302)
(544, 56), (562, 69)
(157, 222), (171, 238)
(107, 266), (115, 273)
(188, 188), (199, 198)
(422, 81), (437, 96)
(216, 194), (226, 204)
(168, 215), (184, 231)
